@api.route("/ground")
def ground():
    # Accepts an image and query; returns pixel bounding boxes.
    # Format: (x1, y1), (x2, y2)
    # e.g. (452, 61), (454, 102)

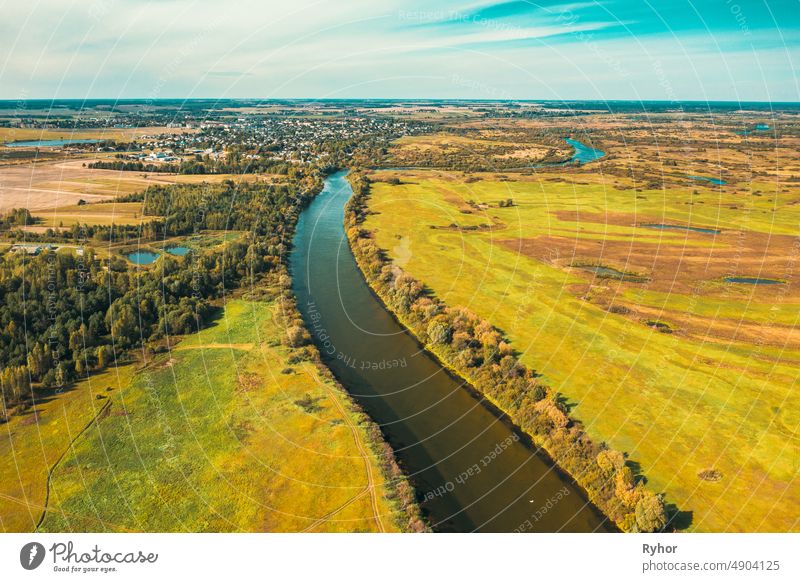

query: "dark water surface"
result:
(725, 277), (783, 285)
(290, 171), (612, 532)
(578, 265), (648, 283)
(688, 175), (726, 185)
(641, 223), (721, 234)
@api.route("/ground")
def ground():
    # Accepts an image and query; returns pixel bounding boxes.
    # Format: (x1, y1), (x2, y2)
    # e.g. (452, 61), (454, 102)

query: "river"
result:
(290, 170), (613, 532)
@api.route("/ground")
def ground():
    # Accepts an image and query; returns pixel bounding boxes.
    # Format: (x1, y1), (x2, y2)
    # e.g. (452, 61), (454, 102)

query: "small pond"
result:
(126, 251), (159, 265)
(641, 223), (721, 235)
(578, 265), (648, 283)
(688, 175), (726, 185)
(166, 246), (191, 256)
(725, 277), (783, 285)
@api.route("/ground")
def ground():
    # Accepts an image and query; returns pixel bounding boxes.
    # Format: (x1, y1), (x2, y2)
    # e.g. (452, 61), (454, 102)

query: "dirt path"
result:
(300, 367), (386, 533)
(173, 343), (255, 351)
(35, 399), (113, 531)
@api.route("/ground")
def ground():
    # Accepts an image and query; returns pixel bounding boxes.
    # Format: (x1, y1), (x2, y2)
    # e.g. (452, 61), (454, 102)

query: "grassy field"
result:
(31, 202), (145, 229)
(363, 163), (800, 532)
(0, 365), (137, 532)
(3, 298), (401, 532)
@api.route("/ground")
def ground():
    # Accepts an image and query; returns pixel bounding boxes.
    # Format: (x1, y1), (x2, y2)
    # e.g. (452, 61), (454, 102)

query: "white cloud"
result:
(0, 0), (795, 100)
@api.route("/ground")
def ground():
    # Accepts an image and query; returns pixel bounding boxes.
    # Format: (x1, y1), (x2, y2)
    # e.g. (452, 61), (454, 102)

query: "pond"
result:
(4, 138), (103, 148)
(737, 124), (771, 135)
(688, 175), (726, 185)
(641, 223), (721, 235)
(126, 251), (159, 265)
(725, 277), (783, 285)
(578, 265), (648, 283)
(166, 246), (191, 256)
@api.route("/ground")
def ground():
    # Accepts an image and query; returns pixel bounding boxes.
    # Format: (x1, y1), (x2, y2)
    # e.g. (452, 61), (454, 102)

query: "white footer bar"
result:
(1, 533), (797, 581)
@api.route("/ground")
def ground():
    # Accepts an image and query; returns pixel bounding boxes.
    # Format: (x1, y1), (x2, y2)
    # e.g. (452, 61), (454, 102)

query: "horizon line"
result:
(1, 97), (799, 105)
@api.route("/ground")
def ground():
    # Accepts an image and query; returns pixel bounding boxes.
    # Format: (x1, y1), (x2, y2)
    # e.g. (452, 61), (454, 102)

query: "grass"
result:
(0, 365), (137, 532)
(364, 169), (800, 532)
(31, 202), (145, 228)
(3, 298), (400, 532)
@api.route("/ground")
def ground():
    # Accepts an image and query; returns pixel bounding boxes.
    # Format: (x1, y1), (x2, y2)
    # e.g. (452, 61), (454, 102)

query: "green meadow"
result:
(24, 298), (401, 532)
(364, 171), (800, 532)
(0, 366), (136, 532)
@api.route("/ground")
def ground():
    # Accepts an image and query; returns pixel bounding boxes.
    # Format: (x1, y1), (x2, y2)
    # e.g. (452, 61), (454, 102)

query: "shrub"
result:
(286, 325), (310, 347)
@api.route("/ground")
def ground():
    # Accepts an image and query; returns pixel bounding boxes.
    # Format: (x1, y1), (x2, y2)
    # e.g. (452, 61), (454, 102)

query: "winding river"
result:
(290, 171), (612, 532)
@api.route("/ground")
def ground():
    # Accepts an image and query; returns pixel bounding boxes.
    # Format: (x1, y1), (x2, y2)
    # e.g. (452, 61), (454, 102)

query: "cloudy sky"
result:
(1, 0), (798, 101)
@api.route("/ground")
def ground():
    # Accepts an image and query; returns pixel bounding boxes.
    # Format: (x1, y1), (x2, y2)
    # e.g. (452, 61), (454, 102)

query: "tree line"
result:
(88, 155), (299, 176)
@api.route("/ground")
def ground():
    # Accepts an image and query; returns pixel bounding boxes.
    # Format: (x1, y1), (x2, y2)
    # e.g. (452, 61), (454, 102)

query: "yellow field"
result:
(31, 202), (145, 228)
(0, 365), (137, 532)
(363, 163), (800, 532)
(389, 132), (570, 168)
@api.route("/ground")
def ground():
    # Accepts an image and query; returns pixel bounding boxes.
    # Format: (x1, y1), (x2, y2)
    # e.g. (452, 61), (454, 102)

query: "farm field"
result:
(0, 158), (279, 213)
(0, 126), (198, 146)
(31, 202), (145, 229)
(362, 119), (800, 532)
(20, 298), (401, 532)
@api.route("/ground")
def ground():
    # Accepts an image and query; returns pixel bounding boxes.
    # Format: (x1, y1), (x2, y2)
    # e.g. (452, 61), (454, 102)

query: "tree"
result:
(427, 317), (452, 345)
(108, 304), (139, 347)
(635, 494), (668, 532)
(597, 449), (626, 475)
(0, 365), (31, 403)
(286, 325), (309, 348)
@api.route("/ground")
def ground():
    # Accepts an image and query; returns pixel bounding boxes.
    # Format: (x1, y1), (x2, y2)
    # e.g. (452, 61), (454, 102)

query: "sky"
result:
(1, 0), (798, 101)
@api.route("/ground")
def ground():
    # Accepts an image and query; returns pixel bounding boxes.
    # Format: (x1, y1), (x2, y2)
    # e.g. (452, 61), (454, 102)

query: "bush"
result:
(286, 325), (310, 347)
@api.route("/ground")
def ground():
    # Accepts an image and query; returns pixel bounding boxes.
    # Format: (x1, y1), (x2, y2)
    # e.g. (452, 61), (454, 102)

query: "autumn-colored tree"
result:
(426, 317), (452, 345)
(635, 494), (668, 532)
(286, 325), (310, 348)
(597, 449), (626, 475)
(0, 365), (31, 403)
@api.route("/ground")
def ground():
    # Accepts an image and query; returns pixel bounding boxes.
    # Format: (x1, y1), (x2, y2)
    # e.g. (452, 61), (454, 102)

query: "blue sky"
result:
(1, 0), (798, 101)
